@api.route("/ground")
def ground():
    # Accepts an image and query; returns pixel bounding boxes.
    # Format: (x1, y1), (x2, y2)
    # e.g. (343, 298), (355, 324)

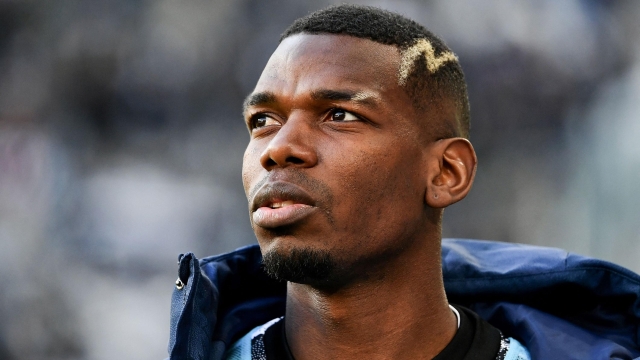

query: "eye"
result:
(330, 109), (359, 122)
(251, 114), (280, 129)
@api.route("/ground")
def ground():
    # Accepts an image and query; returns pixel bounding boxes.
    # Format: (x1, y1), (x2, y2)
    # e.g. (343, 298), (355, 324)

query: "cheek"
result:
(327, 142), (424, 238)
(242, 143), (262, 198)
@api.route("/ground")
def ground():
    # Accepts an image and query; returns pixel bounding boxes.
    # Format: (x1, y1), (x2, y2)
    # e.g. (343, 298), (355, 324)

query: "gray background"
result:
(1, 0), (639, 358)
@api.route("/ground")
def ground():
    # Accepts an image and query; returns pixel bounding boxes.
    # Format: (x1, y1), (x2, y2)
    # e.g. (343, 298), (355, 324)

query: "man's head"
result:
(241, 5), (477, 289)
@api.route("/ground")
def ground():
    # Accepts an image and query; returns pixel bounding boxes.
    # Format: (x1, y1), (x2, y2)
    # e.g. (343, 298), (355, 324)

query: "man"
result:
(168, 5), (640, 360)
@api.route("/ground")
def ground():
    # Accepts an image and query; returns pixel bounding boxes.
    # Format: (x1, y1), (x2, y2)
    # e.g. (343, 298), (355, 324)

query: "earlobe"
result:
(425, 138), (477, 208)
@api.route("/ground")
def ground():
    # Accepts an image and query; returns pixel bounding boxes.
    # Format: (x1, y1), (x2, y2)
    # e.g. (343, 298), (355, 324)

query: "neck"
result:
(283, 239), (456, 360)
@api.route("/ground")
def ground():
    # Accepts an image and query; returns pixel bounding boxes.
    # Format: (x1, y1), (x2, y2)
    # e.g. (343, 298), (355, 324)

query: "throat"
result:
(283, 278), (457, 360)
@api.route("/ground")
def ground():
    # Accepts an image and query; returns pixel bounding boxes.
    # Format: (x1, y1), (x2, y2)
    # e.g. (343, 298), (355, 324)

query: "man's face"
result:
(242, 34), (433, 286)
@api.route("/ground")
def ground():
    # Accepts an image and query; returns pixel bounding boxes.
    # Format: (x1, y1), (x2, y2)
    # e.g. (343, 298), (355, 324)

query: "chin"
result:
(261, 245), (338, 286)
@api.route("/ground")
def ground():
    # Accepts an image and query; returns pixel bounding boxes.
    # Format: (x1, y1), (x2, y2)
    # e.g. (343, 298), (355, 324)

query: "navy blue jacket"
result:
(168, 239), (640, 360)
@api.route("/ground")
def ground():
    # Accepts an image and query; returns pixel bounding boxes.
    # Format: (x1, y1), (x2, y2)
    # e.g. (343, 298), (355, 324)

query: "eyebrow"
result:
(310, 89), (379, 107)
(242, 89), (379, 113)
(243, 92), (276, 113)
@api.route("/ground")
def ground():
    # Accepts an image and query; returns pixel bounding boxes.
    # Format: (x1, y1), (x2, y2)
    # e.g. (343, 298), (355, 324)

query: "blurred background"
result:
(1, 0), (639, 358)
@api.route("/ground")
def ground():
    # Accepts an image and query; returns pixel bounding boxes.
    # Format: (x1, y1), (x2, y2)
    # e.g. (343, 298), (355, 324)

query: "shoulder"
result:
(498, 336), (530, 360)
(224, 317), (283, 360)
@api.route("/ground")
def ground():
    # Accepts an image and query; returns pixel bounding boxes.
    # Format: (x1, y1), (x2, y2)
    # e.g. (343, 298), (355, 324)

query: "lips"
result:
(251, 182), (317, 228)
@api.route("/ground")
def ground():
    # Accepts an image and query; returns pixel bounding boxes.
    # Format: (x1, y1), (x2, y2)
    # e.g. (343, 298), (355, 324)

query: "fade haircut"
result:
(281, 4), (470, 139)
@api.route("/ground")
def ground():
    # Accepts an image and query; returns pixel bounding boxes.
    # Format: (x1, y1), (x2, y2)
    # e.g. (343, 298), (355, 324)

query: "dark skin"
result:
(242, 34), (477, 360)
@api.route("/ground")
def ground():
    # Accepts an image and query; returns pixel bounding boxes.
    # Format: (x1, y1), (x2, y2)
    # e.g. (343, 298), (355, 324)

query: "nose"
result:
(259, 115), (318, 170)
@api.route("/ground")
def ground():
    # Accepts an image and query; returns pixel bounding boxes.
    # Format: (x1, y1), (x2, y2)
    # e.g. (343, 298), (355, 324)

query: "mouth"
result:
(251, 181), (316, 211)
(251, 182), (317, 228)
(268, 200), (296, 209)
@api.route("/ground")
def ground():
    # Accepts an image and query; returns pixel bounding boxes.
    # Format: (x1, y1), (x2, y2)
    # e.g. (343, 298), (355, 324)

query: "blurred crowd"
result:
(1, 0), (639, 358)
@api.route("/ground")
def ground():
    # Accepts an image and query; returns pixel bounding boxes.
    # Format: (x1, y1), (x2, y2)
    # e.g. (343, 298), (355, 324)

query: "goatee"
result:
(262, 247), (336, 284)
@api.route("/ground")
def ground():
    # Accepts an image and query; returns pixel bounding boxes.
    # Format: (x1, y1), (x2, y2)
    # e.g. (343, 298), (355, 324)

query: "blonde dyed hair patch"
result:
(398, 38), (458, 85)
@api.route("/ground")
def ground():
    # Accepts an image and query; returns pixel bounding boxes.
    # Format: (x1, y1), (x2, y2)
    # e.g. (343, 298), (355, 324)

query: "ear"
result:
(425, 138), (477, 208)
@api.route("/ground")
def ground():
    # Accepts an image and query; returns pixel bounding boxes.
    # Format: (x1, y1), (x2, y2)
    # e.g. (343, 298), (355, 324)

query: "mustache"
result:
(248, 170), (334, 213)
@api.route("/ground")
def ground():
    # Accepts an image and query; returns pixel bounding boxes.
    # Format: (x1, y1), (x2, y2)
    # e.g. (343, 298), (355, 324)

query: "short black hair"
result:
(281, 4), (470, 139)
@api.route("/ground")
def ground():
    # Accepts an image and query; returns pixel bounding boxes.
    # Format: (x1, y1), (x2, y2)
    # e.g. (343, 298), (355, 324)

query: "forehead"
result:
(253, 34), (404, 102)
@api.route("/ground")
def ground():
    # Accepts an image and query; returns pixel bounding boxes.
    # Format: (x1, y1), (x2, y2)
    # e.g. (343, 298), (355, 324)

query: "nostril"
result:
(264, 158), (277, 168)
(286, 156), (305, 165)
(262, 155), (307, 169)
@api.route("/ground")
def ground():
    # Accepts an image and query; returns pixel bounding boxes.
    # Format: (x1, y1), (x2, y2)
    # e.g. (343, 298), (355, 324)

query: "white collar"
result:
(448, 304), (461, 329)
